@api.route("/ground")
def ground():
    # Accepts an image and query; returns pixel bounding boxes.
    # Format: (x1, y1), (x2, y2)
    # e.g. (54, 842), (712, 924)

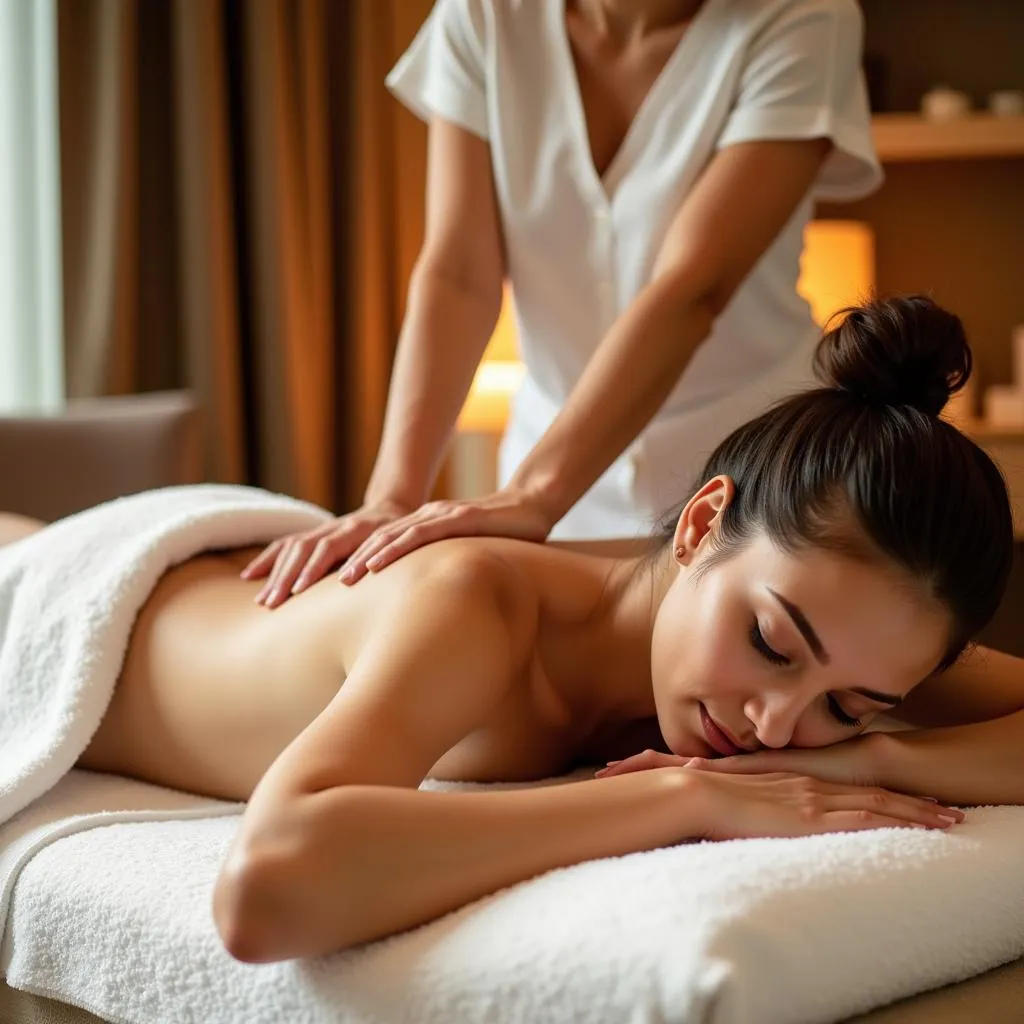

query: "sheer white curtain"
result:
(0, 0), (64, 413)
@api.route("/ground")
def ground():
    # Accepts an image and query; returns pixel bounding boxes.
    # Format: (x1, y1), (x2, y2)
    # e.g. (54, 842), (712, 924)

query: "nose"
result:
(743, 687), (808, 749)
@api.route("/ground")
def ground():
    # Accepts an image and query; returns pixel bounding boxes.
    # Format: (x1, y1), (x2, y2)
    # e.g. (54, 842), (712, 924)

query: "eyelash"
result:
(750, 620), (863, 728)
(749, 620), (789, 666)
(827, 694), (862, 728)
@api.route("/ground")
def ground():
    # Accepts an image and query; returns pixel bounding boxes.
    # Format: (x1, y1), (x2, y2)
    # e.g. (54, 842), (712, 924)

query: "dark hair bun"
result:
(813, 296), (972, 417)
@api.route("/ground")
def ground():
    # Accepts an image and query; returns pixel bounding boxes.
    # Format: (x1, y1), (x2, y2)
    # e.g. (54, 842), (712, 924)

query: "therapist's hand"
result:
(241, 500), (412, 608)
(339, 486), (555, 585)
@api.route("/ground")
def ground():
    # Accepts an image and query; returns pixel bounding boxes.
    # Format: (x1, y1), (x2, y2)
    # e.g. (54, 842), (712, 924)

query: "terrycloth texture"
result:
(0, 485), (330, 828)
(2, 771), (1024, 1024)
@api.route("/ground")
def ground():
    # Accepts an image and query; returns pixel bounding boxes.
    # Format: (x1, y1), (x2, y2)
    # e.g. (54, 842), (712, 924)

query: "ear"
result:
(672, 476), (735, 565)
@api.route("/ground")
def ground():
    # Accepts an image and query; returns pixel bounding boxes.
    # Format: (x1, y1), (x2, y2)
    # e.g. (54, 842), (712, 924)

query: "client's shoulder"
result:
(399, 537), (541, 619)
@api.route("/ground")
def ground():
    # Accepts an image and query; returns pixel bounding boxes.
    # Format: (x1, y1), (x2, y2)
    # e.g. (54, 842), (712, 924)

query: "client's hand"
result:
(338, 487), (555, 585)
(241, 500), (411, 607)
(595, 735), (882, 788)
(595, 749), (962, 839)
(680, 769), (964, 841)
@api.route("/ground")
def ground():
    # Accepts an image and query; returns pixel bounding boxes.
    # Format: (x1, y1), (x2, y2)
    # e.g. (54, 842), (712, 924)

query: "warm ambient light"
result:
(798, 220), (876, 328)
(457, 222), (876, 433)
(458, 283), (523, 432)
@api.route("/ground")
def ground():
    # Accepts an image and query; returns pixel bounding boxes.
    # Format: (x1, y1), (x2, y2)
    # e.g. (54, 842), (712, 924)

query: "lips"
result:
(699, 703), (745, 757)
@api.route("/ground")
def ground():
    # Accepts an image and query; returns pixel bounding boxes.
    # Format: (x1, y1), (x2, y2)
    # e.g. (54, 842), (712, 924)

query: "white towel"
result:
(2, 769), (1024, 1024)
(2, 484), (1024, 1022)
(0, 484), (329, 827)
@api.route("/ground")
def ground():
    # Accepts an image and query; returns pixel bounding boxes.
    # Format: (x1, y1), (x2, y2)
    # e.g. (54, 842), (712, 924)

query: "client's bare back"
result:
(77, 546), (353, 801)
(73, 532), (600, 803)
(0, 502), (362, 803)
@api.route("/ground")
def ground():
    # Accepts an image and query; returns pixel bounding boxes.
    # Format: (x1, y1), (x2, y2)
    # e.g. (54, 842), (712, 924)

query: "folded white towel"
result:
(0, 485), (329, 827)
(2, 770), (1023, 1024)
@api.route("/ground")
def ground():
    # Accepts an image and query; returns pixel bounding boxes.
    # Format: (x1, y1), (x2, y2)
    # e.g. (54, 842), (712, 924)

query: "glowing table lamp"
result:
(798, 220), (876, 328)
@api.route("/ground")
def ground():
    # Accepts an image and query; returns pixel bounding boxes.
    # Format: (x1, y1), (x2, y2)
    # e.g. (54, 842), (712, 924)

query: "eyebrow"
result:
(848, 686), (904, 706)
(767, 588), (830, 665)
(765, 588), (904, 706)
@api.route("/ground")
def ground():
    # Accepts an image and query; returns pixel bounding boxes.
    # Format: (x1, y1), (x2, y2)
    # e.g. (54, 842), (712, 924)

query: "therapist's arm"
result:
(244, 119), (508, 606)
(340, 136), (833, 583)
(509, 137), (831, 524)
(365, 118), (506, 511)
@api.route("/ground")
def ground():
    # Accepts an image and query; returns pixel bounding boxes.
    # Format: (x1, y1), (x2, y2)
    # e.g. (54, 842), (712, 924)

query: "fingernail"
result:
(937, 814), (958, 825)
(291, 579), (306, 594)
(366, 556), (382, 570)
(924, 797), (939, 803)
(606, 760), (622, 767)
(340, 569), (353, 582)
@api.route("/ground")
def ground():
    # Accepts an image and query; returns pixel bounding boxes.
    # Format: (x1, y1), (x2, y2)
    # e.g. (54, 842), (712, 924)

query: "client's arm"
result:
(211, 551), (962, 962)
(213, 551), (697, 960)
(866, 645), (1024, 805)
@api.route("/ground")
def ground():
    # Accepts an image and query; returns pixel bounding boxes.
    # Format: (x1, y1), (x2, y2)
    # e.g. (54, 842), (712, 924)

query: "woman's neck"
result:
(574, 0), (704, 37)
(555, 544), (676, 728)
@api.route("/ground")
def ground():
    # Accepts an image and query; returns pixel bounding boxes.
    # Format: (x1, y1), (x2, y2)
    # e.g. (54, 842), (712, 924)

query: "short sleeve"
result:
(386, 0), (490, 141)
(716, 0), (882, 201)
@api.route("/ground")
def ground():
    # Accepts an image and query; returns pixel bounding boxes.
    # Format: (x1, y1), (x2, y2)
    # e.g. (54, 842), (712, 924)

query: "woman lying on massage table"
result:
(6, 297), (1023, 964)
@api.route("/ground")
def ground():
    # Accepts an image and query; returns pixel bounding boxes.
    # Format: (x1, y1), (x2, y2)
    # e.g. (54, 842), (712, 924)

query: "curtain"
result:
(56, 0), (432, 510)
(0, 0), (65, 414)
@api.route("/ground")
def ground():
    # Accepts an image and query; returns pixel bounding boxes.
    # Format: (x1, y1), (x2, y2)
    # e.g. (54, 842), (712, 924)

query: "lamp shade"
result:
(798, 220), (876, 327)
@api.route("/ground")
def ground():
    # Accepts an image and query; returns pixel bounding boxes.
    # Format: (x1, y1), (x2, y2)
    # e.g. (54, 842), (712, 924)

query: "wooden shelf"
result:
(872, 113), (1024, 162)
(965, 422), (1024, 540)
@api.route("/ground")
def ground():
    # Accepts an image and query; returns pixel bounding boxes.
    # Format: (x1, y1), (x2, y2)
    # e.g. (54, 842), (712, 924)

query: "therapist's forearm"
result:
(508, 274), (717, 523)
(872, 710), (1024, 806)
(364, 261), (501, 510)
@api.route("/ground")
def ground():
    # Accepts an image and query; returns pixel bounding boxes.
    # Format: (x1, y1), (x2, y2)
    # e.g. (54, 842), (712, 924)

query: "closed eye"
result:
(827, 693), (862, 728)
(750, 620), (789, 666)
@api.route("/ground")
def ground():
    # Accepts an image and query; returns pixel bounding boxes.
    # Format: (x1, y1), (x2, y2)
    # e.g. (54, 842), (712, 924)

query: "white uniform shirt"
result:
(387, 0), (882, 538)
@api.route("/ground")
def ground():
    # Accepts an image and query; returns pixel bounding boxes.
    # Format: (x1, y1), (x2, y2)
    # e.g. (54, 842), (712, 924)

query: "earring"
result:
(675, 546), (685, 560)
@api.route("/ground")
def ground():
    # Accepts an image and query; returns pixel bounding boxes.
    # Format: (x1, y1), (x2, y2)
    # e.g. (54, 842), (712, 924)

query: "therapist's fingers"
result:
(256, 535), (324, 608)
(291, 526), (375, 593)
(257, 506), (413, 606)
(341, 517), (438, 584)
(362, 517), (463, 574)
(341, 503), (472, 583)
(241, 540), (285, 581)
(341, 494), (554, 585)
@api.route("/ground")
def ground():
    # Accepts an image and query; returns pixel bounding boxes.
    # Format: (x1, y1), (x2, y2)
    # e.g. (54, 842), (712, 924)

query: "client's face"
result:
(650, 530), (951, 757)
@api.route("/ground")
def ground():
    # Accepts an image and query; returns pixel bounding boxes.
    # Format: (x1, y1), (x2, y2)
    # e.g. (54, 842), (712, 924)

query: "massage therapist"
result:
(245, 0), (882, 606)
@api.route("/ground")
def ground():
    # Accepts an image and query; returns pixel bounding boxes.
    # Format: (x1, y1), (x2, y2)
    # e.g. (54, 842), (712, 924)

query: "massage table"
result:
(1, 768), (1023, 1024)
(1, 397), (1023, 1024)
(4, 955), (1023, 1024)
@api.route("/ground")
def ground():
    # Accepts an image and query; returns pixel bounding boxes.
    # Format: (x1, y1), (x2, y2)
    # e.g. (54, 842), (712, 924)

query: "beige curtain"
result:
(56, 0), (432, 510)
